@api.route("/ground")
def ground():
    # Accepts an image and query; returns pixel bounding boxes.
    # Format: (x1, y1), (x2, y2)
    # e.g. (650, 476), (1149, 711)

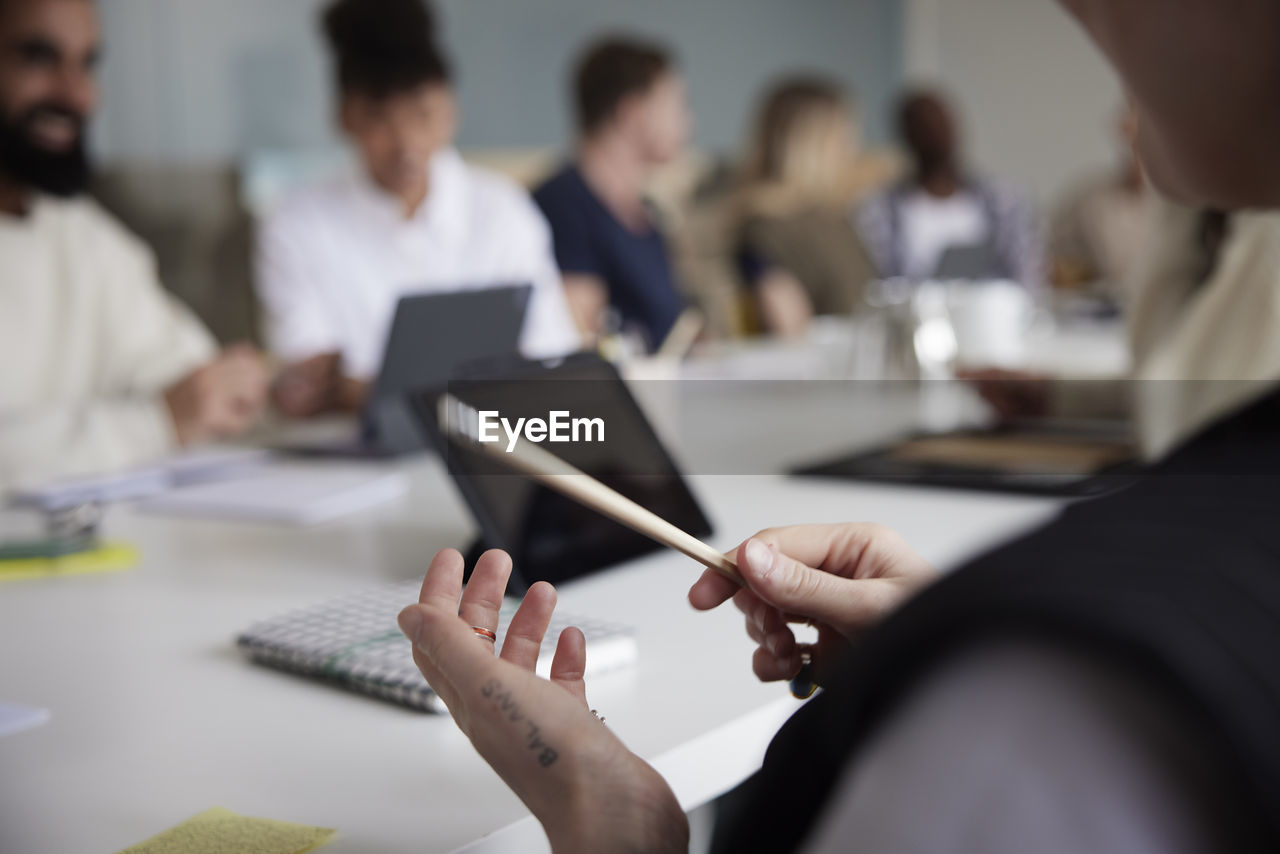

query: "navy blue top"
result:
(534, 165), (685, 347)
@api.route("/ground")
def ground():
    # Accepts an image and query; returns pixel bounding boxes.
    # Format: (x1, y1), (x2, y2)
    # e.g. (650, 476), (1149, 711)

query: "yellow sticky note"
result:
(0, 542), (138, 582)
(115, 807), (336, 854)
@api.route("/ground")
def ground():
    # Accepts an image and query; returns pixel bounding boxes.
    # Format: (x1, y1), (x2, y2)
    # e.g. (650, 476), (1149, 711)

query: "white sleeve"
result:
(0, 208), (216, 488)
(521, 240), (583, 360)
(96, 232), (219, 394)
(254, 205), (342, 363)
(0, 400), (176, 489)
(476, 179), (582, 360)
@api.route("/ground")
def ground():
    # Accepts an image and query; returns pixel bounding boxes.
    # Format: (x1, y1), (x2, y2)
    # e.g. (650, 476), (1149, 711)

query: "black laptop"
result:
(283, 284), (534, 458)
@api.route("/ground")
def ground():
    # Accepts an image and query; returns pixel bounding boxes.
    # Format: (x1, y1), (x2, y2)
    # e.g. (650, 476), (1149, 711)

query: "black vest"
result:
(712, 391), (1280, 852)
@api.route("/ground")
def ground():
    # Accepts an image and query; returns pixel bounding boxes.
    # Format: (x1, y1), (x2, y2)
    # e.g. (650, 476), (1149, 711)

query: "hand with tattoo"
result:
(398, 549), (688, 854)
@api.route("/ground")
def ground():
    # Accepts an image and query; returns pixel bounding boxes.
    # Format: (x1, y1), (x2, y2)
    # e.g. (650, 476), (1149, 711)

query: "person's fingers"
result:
(221, 409), (256, 436)
(500, 582), (556, 671)
(549, 626), (588, 706)
(249, 355), (272, 389)
(216, 383), (259, 422)
(740, 600), (797, 655)
(738, 537), (901, 635)
(733, 588), (788, 635)
(277, 372), (330, 416)
(229, 354), (269, 393)
(410, 643), (459, 712)
(273, 365), (303, 389)
(402, 550), (470, 714)
(194, 363), (265, 434)
(731, 586), (765, 619)
(458, 550), (513, 637)
(239, 366), (271, 409)
(418, 549), (466, 612)
(272, 379), (318, 417)
(227, 359), (270, 404)
(400, 602), (493, 722)
(757, 601), (789, 636)
(981, 382), (1027, 421)
(688, 566), (739, 611)
(203, 395), (246, 437)
(745, 524), (892, 580)
(275, 358), (327, 397)
(402, 551), (506, 717)
(763, 622), (797, 659)
(752, 644), (804, 683)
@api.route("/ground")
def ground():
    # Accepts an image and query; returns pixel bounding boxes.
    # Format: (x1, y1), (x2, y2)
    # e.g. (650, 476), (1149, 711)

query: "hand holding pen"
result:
(688, 524), (938, 698)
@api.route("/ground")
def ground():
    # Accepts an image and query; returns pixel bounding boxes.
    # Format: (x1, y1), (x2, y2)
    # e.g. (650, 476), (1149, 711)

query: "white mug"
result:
(945, 279), (1033, 369)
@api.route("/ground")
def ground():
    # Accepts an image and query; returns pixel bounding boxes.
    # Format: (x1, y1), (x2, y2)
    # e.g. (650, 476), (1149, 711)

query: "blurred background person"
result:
(257, 0), (580, 420)
(534, 37), (692, 351)
(0, 0), (267, 490)
(859, 89), (1043, 289)
(1049, 104), (1152, 304)
(732, 77), (878, 339)
(972, 200), (1280, 461)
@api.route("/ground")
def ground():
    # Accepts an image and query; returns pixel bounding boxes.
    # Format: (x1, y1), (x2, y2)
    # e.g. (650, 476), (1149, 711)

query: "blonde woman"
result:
(735, 78), (879, 338)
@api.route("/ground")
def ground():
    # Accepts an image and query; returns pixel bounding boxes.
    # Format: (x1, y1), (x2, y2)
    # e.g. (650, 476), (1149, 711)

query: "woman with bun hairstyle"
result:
(256, 0), (580, 418)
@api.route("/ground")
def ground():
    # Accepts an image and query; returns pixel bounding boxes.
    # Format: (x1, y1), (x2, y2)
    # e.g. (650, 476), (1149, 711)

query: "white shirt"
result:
(0, 196), (216, 490)
(255, 148), (580, 381)
(899, 189), (991, 280)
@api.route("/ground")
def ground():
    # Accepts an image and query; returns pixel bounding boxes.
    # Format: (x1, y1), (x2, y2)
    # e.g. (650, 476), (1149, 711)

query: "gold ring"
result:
(471, 626), (497, 642)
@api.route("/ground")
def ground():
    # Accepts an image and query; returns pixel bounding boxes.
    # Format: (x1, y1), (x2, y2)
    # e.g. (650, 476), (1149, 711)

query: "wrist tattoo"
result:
(481, 679), (560, 768)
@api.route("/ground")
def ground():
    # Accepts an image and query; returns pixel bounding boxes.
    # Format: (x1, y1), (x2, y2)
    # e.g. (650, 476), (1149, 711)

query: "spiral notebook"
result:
(236, 582), (637, 713)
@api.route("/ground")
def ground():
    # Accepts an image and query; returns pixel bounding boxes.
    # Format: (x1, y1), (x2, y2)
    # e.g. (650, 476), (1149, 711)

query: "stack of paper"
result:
(10, 449), (272, 512)
(137, 466), (409, 525)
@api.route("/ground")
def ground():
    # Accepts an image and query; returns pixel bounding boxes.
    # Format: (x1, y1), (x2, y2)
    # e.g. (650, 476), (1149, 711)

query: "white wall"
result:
(902, 0), (1123, 207)
(94, 0), (338, 162)
(92, 0), (903, 163)
(94, 0), (1119, 209)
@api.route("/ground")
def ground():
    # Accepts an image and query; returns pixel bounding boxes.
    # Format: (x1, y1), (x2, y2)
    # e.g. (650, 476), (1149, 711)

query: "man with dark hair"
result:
(258, 0), (580, 418)
(573, 39), (670, 138)
(858, 89), (1042, 289)
(533, 38), (692, 350)
(0, 0), (268, 489)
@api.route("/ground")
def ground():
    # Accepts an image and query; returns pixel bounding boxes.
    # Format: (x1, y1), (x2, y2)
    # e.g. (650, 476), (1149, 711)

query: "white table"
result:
(0, 373), (1067, 854)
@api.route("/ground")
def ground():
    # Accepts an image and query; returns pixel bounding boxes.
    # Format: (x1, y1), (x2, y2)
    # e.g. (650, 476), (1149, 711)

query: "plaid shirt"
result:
(857, 177), (1045, 290)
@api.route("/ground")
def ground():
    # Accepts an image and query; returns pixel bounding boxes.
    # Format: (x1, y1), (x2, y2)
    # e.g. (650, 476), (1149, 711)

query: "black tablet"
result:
(793, 425), (1142, 497)
(280, 285), (533, 458)
(413, 353), (714, 591)
(367, 284), (533, 455)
